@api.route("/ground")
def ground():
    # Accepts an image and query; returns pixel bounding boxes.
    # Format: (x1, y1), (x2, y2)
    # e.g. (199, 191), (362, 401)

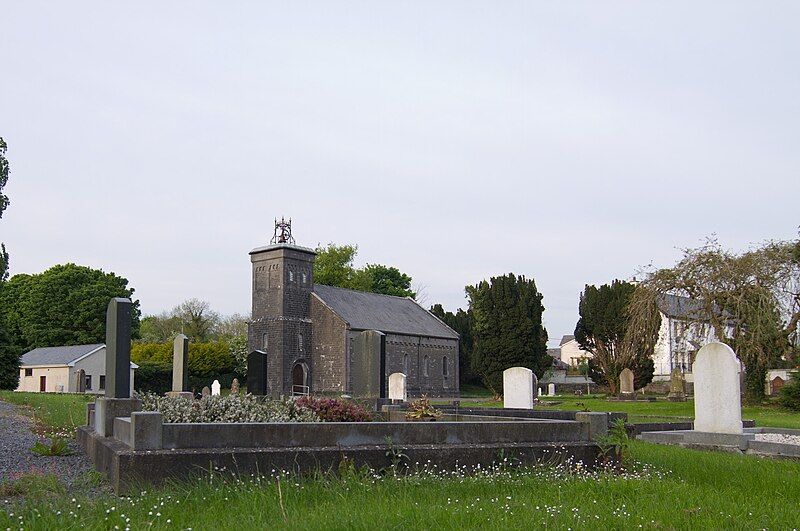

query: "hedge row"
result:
(132, 341), (235, 377)
(134, 361), (242, 395)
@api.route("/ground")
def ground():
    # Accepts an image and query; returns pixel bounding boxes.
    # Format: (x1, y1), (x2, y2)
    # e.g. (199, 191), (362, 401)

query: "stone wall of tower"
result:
(248, 244), (315, 397)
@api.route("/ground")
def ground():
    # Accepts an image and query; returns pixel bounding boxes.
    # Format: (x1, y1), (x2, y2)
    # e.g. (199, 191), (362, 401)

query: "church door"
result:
(292, 363), (308, 396)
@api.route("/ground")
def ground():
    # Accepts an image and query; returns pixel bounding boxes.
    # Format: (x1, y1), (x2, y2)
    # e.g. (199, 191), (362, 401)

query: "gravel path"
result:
(754, 432), (800, 445)
(0, 400), (96, 489)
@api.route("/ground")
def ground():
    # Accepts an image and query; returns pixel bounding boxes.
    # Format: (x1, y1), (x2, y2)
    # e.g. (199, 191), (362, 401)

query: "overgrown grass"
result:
(0, 391), (93, 436)
(1, 442), (799, 529)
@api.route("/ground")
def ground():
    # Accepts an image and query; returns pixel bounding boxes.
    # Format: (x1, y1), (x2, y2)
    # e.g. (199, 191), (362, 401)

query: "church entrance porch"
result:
(292, 361), (309, 396)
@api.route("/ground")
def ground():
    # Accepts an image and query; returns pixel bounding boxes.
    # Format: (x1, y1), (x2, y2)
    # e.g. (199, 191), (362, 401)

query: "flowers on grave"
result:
(294, 396), (373, 422)
(404, 396), (442, 421)
(136, 392), (319, 423)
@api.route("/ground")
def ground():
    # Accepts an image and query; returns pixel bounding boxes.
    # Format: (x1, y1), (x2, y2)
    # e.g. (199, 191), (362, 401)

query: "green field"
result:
(449, 394), (800, 429)
(2, 441), (800, 529)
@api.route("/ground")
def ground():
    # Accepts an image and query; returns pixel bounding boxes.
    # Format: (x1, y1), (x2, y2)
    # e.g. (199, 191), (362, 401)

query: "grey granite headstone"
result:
(247, 350), (267, 395)
(351, 330), (385, 398)
(172, 334), (189, 392)
(105, 297), (132, 399)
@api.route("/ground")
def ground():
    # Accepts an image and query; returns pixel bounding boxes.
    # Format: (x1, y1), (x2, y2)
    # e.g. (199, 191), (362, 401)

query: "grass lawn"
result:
(2, 441), (800, 529)
(453, 394), (800, 429)
(0, 391), (93, 436)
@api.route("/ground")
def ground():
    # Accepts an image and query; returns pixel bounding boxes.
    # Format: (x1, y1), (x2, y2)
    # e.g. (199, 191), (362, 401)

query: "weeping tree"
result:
(574, 280), (659, 394)
(624, 238), (800, 403)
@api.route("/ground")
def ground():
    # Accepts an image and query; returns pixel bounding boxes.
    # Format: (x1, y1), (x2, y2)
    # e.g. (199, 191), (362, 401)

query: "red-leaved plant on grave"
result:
(294, 396), (373, 422)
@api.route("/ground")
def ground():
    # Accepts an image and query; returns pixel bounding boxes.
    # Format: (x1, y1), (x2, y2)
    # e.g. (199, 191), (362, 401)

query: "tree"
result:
(587, 353), (654, 391)
(215, 313), (249, 340)
(625, 238), (800, 403)
(172, 299), (219, 342)
(574, 280), (658, 394)
(0, 137), (14, 388)
(314, 243), (416, 298)
(430, 304), (476, 385)
(0, 264), (141, 354)
(466, 273), (549, 396)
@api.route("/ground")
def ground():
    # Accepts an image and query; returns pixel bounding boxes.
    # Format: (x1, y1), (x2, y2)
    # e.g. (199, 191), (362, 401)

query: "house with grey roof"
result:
(248, 228), (459, 399)
(16, 344), (137, 395)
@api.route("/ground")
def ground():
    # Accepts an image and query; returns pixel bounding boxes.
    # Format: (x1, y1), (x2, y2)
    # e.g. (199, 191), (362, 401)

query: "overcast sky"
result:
(2, 2), (798, 345)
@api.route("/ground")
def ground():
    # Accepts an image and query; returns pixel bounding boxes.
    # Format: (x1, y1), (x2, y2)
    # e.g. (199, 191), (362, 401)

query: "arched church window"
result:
(443, 356), (449, 377)
(298, 332), (304, 351)
(262, 333), (268, 350)
(423, 355), (429, 377)
(403, 354), (409, 375)
(288, 270), (294, 283)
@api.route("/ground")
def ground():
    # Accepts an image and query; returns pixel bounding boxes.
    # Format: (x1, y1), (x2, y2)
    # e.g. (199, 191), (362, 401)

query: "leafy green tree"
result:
(0, 264), (141, 352)
(0, 137), (15, 388)
(574, 280), (657, 394)
(430, 304), (476, 385)
(314, 243), (416, 298)
(314, 243), (359, 288)
(173, 299), (219, 342)
(466, 273), (549, 396)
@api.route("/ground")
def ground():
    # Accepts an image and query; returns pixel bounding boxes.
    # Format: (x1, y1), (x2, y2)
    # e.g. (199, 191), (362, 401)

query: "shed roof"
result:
(313, 284), (459, 339)
(20, 344), (137, 368)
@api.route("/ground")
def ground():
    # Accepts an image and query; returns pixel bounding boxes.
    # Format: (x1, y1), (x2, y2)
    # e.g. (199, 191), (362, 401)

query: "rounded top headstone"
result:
(692, 342), (743, 434)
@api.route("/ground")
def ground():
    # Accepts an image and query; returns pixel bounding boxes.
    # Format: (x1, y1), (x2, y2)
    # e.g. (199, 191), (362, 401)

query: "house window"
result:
(443, 356), (449, 377)
(85, 375), (92, 391)
(262, 333), (268, 350)
(423, 355), (429, 377)
(24, 368), (33, 377)
(298, 332), (304, 351)
(99, 375), (106, 390)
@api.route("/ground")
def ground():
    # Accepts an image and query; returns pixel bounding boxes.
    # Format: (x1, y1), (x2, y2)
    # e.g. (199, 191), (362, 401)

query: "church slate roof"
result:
(20, 344), (105, 366)
(312, 284), (459, 340)
(559, 334), (575, 346)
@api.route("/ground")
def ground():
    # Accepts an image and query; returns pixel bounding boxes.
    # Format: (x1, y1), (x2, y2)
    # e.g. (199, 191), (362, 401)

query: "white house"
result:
(651, 294), (735, 381)
(559, 335), (592, 368)
(557, 293), (733, 382)
(16, 343), (137, 394)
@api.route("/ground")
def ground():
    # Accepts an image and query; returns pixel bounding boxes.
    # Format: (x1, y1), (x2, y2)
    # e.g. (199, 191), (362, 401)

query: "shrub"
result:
(405, 397), (442, 420)
(778, 374), (800, 411)
(294, 396), (373, 422)
(134, 361), (172, 395)
(137, 392), (320, 423)
(132, 341), (236, 377)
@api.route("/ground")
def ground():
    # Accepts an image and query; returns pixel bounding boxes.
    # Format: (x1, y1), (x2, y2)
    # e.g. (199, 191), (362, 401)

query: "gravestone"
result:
(211, 380), (221, 396)
(548, 383), (556, 396)
(667, 368), (687, 401)
(388, 372), (407, 402)
(619, 368), (635, 398)
(95, 297), (141, 436)
(247, 350), (267, 395)
(503, 367), (536, 409)
(693, 342), (743, 434)
(202, 386), (211, 397)
(770, 376), (785, 397)
(231, 378), (240, 394)
(105, 297), (132, 398)
(172, 334), (189, 392)
(76, 369), (86, 393)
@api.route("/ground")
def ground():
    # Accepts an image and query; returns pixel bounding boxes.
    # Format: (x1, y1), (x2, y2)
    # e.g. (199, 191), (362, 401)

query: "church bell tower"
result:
(248, 218), (316, 397)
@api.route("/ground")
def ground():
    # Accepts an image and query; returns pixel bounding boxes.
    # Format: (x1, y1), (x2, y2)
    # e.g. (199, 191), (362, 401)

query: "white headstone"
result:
(211, 380), (221, 396)
(388, 372), (407, 401)
(548, 383), (556, 396)
(692, 342), (743, 434)
(503, 367), (535, 409)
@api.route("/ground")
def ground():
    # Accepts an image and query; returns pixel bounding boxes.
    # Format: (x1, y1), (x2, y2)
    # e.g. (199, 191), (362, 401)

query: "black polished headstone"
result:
(247, 350), (267, 395)
(105, 297), (132, 398)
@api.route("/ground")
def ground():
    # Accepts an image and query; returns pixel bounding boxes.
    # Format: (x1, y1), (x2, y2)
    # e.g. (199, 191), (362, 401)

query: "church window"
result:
(298, 332), (304, 351)
(403, 354), (409, 375)
(302, 272), (307, 284)
(423, 355), (429, 377)
(262, 333), (268, 350)
(288, 270), (294, 283)
(443, 356), (449, 377)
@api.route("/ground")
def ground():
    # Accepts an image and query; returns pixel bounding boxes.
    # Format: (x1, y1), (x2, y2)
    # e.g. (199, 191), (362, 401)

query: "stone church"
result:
(247, 220), (460, 399)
